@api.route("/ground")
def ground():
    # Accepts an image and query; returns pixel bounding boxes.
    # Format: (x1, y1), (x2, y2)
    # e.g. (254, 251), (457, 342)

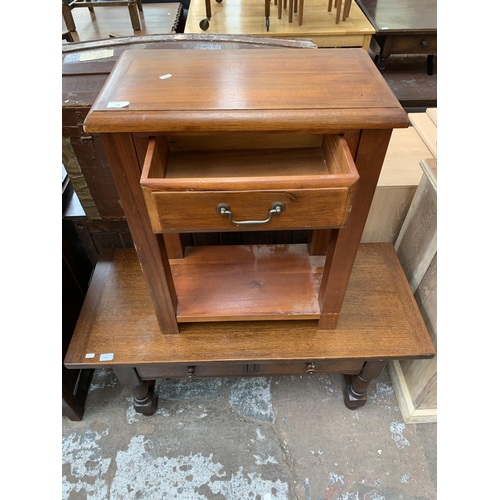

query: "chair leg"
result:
(62, 1), (76, 31)
(128, 0), (141, 30)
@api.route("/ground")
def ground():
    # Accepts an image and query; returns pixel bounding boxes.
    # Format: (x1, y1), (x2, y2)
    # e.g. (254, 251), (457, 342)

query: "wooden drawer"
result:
(137, 359), (364, 379)
(380, 34), (437, 55)
(140, 134), (359, 233)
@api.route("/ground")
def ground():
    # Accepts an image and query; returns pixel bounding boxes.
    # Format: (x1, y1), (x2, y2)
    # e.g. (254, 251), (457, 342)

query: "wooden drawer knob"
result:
(187, 366), (196, 379)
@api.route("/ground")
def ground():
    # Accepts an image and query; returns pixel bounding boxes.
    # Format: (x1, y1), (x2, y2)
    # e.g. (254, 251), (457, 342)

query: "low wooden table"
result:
(184, 0), (375, 48)
(62, 2), (183, 41)
(65, 244), (435, 415)
(355, 0), (437, 74)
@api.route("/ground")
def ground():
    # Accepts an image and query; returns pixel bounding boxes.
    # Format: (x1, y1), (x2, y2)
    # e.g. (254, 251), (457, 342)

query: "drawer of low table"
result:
(140, 134), (359, 232)
(379, 34), (437, 55)
(136, 359), (364, 379)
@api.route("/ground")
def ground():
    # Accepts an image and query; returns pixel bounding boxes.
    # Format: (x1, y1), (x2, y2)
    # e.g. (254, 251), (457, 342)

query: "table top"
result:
(64, 244), (435, 369)
(355, 0), (437, 34)
(84, 48), (407, 133)
(185, 0), (374, 42)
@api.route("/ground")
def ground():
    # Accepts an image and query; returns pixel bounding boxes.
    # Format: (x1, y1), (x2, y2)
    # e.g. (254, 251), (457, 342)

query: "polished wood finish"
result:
(65, 244), (435, 366)
(84, 50), (407, 134)
(171, 244), (324, 322)
(185, 0), (374, 48)
(141, 134), (359, 232)
(84, 48), (407, 334)
(64, 244), (435, 410)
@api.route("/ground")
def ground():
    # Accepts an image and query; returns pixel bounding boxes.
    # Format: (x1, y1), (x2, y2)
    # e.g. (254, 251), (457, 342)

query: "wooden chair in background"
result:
(276, 0), (351, 27)
(62, 0), (144, 32)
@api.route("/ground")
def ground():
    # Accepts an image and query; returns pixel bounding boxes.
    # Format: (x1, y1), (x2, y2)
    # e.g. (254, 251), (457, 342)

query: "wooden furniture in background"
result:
(356, 0), (437, 75)
(361, 126), (432, 244)
(185, 0), (375, 48)
(62, 2), (182, 41)
(62, 168), (95, 421)
(64, 47), (435, 415)
(388, 109), (437, 423)
(63, 0), (144, 32)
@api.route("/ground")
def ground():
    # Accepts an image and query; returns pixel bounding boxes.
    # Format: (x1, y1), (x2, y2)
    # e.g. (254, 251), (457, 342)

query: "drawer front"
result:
(148, 188), (354, 232)
(137, 360), (363, 379)
(141, 134), (359, 233)
(388, 34), (437, 55)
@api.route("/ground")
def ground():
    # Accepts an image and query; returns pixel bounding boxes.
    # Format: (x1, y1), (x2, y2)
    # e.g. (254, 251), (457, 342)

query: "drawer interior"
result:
(140, 133), (358, 192)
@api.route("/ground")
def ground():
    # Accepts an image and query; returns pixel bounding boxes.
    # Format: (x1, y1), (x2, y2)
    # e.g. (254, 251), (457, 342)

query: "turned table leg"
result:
(343, 360), (387, 409)
(114, 367), (158, 415)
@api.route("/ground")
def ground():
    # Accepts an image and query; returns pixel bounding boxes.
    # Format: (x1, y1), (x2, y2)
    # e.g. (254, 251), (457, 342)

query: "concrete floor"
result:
(62, 367), (436, 499)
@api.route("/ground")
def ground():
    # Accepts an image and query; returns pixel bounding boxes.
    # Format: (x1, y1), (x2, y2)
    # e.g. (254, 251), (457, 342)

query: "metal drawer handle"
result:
(306, 363), (316, 375)
(216, 202), (285, 226)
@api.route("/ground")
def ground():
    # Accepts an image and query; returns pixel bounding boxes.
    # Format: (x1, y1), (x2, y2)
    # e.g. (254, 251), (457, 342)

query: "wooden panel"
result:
(64, 244), (435, 369)
(171, 244), (324, 322)
(394, 159), (437, 292)
(390, 157), (437, 423)
(399, 254), (437, 408)
(137, 359), (364, 379)
(361, 186), (416, 243)
(426, 108), (437, 126)
(83, 49), (408, 134)
(409, 112), (437, 158)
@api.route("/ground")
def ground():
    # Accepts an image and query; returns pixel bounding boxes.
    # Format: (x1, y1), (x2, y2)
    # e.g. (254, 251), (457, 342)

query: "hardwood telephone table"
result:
(65, 48), (435, 415)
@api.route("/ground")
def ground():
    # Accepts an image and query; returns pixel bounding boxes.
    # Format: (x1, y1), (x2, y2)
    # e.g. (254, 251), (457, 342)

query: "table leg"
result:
(343, 360), (387, 409)
(114, 367), (158, 415)
(427, 54), (434, 76)
(62, 1), (76, 31)
(318, 129), (392, 330)
(101, 133), (179, 334)
(127, 0), (141, 30)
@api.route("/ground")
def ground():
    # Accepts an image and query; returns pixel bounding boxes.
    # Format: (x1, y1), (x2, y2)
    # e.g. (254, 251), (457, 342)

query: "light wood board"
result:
(409, 111), (437, 158)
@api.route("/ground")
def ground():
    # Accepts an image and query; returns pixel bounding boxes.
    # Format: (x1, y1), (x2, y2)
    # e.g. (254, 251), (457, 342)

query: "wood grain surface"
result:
(84, 49), (408, 133)
(65, 243), (435, 369)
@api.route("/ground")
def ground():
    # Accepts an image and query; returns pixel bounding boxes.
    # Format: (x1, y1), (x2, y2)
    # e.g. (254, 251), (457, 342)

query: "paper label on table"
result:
(107, 101), (129, 109)
(79, 49), (114, 62)
(159, 74), (172, 79)
(99, 353), (114, 361)
(85, 353), (95, 359)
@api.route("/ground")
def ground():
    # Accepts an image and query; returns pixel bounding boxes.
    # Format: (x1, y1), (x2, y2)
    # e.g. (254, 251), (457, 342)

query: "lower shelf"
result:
(64, 243), (435, 371)
(171, 244), (323, 322)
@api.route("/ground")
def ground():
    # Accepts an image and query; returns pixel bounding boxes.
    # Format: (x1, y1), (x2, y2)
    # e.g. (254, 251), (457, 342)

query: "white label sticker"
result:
(85, 353), (95, 359)
(79, 49), (114, 62)
(99, 353), (114, 361)
(107, 101), (129, 108)
(159, 74), (172, 79)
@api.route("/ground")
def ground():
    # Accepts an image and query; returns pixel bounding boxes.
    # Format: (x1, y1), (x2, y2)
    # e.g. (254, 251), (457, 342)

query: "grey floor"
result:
(62, 367), (437, 499)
